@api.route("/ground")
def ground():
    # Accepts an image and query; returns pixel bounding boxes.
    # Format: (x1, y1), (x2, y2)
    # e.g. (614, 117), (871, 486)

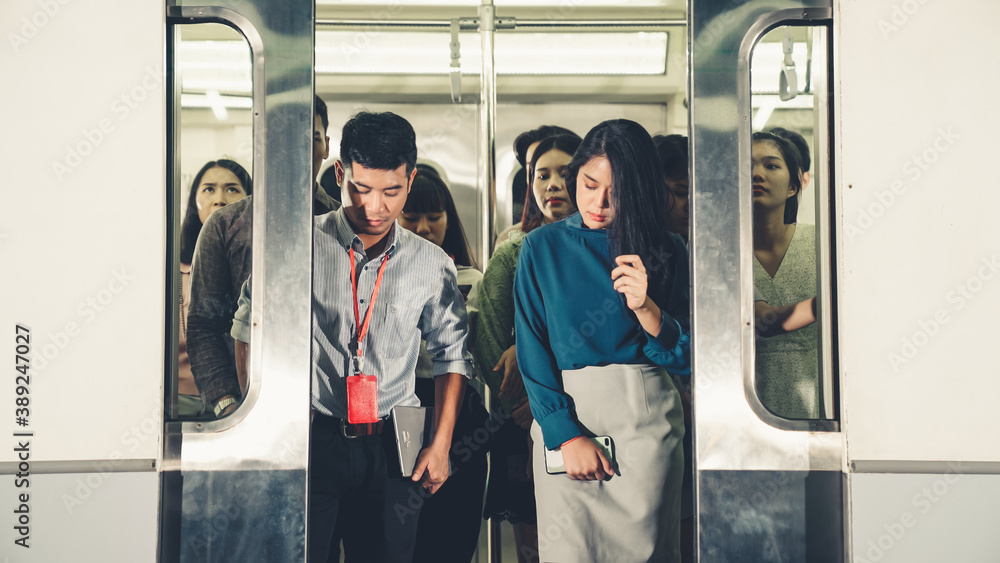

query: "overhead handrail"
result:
(778, 28), (798, 101)
(449, 20), (462, 103)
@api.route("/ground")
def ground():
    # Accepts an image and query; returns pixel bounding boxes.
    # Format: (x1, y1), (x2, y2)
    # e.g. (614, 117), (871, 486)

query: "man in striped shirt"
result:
(232, 111), (471, 563)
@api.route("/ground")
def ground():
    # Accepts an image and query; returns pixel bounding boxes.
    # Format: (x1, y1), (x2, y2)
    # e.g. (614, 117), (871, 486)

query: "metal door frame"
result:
(163, 1), (315, 560)
(689, 1), (844, 560)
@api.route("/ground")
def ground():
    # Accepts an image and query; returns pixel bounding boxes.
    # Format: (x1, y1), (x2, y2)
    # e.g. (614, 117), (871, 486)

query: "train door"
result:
(688, 0), (845, 560)
(836, 2), (1000, 561)
(162, 0), (316, 561)
(2, 0), (318, 557)
(1, 0), (166, 560)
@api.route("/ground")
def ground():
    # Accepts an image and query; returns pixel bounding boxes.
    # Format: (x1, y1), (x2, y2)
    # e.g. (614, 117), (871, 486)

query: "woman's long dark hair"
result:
(567, 119), (674, 303)
(180, 159), (252, 264)
(520, 133), (583, 233)
(404, 169), (476, 269)
(752, 131), (803, 224)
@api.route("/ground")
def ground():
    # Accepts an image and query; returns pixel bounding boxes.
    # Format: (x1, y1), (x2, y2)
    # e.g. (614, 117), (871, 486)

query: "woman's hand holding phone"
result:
(561, 437), (614, 481)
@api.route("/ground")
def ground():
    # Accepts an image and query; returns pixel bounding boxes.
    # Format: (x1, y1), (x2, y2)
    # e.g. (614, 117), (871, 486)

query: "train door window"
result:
(170, 23), (253, 420)
(749, 23), (837, 422)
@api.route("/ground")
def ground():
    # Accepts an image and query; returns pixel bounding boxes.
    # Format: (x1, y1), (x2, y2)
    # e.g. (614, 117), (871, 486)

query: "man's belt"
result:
(340, 417), (386, 437)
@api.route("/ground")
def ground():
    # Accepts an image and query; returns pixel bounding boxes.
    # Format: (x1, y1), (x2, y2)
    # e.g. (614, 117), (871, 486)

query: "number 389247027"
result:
(15, 325), (30, 425)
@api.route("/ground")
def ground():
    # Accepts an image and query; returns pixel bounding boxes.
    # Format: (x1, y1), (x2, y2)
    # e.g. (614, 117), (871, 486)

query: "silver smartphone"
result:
(544, 435), (616, 476)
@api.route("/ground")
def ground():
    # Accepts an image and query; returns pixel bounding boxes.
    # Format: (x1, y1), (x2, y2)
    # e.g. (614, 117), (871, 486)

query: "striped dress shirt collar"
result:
(332, 206), (400, 259)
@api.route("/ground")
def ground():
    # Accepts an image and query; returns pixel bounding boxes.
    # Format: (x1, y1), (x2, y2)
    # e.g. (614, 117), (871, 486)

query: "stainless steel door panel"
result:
(164, 2), (315, 560)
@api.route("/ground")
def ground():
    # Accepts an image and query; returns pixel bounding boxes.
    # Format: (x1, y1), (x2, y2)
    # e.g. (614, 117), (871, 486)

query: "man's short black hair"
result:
(315, 95), (329, 132)
(340, 111), (417, 174)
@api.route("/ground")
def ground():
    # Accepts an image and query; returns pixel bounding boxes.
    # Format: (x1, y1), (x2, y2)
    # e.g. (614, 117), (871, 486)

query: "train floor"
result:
(333, 518), (518, 562)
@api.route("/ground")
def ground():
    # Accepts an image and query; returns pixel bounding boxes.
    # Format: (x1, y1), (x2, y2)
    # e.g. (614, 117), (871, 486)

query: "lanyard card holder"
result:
(346, 374), (379, 424)
(346, 250), (390, 425)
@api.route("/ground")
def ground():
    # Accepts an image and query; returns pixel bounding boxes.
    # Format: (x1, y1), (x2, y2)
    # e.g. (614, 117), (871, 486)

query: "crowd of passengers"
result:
(177, 95), (817, 563)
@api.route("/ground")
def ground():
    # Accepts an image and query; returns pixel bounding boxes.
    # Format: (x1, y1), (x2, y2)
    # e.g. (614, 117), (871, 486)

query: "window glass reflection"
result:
(173, 23), (253, 420)
(750, 25), (832, 420)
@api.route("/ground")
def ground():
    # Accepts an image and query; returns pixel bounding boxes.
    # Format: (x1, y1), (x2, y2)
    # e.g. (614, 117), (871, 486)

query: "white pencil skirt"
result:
(530, 363), (684, 563)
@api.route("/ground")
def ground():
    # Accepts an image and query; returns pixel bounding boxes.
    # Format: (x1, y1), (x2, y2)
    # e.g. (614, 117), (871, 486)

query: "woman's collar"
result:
(565, 212), (585, 229)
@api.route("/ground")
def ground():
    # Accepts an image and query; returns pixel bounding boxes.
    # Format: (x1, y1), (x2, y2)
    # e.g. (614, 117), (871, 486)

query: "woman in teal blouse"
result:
(515, 119), (691, 562)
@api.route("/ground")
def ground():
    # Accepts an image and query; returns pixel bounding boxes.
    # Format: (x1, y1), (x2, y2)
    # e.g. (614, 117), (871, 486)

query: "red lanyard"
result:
(348, 248), (389, 374)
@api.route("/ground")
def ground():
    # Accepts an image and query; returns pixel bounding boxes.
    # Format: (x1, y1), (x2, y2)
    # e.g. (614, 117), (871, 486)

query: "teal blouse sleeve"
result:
(514, 235), (581, 450)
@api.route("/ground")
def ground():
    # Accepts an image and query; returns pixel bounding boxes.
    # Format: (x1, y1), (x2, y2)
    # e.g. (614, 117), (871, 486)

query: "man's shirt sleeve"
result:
(231, 276), (252, 344)
(422, 258), (473, 378)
